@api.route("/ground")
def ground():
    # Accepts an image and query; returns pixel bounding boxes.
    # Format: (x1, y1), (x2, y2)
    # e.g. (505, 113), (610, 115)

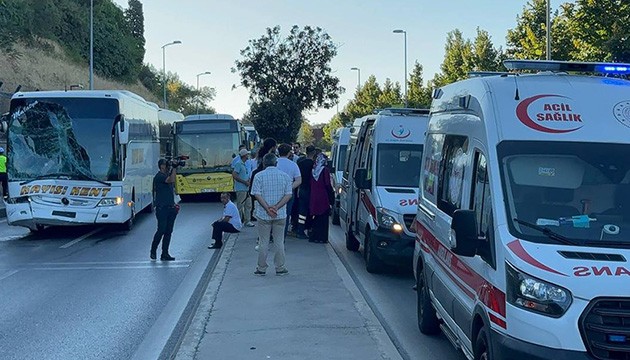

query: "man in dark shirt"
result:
(295, 145), (316, 238)
(151, 159), (178, 261)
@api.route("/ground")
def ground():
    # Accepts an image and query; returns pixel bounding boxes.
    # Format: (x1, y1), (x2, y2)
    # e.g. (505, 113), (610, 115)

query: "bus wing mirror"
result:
(116, 114), (129, 145)
(450, 210), (478, 257)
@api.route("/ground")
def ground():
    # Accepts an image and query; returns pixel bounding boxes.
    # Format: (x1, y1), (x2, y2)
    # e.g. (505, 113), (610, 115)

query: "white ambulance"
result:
(341, 108), (429, 273)
(330, 126), (351, 225)
(414, 60), (630, 360)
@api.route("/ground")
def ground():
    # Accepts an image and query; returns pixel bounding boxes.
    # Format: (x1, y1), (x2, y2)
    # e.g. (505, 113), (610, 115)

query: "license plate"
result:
(201, 189), (216, 193)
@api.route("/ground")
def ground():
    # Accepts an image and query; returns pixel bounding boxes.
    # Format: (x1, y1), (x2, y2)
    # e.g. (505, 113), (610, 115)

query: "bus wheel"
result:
(345, 230), (360, 252)
(30, 224), (45, 233)
(474, 325), (493, 360)
(123, 209), (135, 231)
(365, 232), (384, 274)
(417, 262), (440, 335)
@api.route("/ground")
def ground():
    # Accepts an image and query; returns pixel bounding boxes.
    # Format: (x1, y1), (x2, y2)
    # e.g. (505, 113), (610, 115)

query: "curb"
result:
(174, 232), (237, 360)
(130, 239), (223, 360)
(326, 243), (405, 360)
(328, 240), (412, 360)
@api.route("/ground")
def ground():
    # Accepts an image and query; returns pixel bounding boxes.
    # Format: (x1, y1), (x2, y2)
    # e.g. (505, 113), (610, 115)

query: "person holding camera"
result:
(151, 158), (179, 261)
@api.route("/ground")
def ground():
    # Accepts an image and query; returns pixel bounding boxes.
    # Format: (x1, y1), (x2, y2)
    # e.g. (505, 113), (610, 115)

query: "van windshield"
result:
(336, 145), (347, 172)
(376, 144), (423, 187)
(499, 141), (630, 249)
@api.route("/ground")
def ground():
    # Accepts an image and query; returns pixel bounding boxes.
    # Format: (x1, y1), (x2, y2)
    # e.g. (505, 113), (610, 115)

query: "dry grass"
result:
(0, 41), (159, 112)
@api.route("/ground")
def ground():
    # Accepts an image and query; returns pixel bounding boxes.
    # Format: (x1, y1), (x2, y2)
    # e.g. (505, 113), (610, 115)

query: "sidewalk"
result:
(176, 226), (402, 360)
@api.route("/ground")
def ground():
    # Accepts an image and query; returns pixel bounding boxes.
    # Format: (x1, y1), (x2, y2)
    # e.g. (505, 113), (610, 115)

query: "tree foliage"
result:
(236, 25), (341, 143)
(247, 101), (295, 142)
(432, 29), (473, 87)
(406, 62), (432, 109)
(297, 120), (314, 145)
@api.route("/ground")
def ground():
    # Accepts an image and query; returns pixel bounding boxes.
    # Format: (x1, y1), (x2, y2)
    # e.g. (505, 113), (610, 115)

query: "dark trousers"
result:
(212, 221), (239, 247)
(151, 206), (177, 255)
(297, 188), (311, 234)
(0, 173), (7, 197)
(291, 189), (299, 229)
(309, 213), (330, 243)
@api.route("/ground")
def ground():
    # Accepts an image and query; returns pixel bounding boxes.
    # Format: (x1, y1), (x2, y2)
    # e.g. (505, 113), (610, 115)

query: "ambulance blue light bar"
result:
(503, 59), (630, 74)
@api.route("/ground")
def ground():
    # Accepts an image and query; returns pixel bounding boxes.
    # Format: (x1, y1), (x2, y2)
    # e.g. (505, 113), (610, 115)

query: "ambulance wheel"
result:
(365, 232), (384, 274)
(345, 230), (360, 252)
(474, 325), (493, 360)
(417, 263), (440, 335)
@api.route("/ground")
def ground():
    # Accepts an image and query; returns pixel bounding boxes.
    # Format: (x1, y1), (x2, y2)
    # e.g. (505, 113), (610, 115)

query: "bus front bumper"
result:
(6, 202), (130, 227)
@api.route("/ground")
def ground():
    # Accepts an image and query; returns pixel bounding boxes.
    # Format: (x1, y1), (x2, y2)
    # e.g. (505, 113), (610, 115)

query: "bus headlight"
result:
(506, 263), (572, 317)
(98, 197), (123, 207)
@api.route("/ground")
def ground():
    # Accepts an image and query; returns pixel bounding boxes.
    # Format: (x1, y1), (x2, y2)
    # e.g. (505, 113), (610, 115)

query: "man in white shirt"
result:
(209, 192), (242, 249)
(276, 143), (302, 236)
(251, 153), (293, 276)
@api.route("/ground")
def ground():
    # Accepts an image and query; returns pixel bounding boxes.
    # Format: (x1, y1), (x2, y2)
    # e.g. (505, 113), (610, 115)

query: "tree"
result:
(432, 29), (473, 87)
(248, 101), (294, 142)
(297, 121), (314, 145)
(378, 79), (403, 108)
(406, 62), (432, 109)
(568, 0), (630, 62)
(323, 113), (344, 146)
(506, 0), (575, 60)
(470, 28), (504, 72)
(345, 75), (382, 120)
(125, 0), (145, 67)
(235, 25), (341, 142)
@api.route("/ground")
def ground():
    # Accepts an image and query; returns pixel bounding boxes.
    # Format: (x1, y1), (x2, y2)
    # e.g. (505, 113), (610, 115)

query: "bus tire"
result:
(417, 261), (440, 335)
(346, 230), (360, 252)
(30, 224), (45, 233)
(123, 208), (135, 231)
(365, 231), (384, 274)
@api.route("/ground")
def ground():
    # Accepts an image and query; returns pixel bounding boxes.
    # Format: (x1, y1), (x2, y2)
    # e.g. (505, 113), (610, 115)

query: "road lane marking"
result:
(0, 270), (19, 281)
(59, 228), (102, 249)
(30, 260), (193, 266)
(30, 264), (190, 270)
(0, 218), (7, 223)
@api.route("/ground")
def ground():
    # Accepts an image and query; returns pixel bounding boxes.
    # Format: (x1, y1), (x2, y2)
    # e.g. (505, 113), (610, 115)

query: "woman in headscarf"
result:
(309, 150), (334, 243)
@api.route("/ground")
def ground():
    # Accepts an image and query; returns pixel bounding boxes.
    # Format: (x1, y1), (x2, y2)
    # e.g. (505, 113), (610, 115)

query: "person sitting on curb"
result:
(209, 192), (242, 249)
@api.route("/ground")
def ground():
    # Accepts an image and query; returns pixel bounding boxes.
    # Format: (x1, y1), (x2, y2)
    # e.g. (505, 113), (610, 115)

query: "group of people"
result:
(210, 138), (335, 276)
(148, 138), (334, 277)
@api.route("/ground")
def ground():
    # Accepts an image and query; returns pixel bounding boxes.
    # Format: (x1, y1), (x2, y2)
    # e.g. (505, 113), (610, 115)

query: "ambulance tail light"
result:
(506, 263), (572, 318)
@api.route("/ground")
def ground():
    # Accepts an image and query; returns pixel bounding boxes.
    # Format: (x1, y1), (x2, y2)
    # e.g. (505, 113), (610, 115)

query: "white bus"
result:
(157, 107), (184, 157)
(1, 90), (159, 231)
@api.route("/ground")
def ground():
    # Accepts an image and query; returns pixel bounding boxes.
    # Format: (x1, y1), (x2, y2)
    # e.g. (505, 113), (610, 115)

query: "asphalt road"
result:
(0, 202), (223, 360)
(328, 224), (465, 360)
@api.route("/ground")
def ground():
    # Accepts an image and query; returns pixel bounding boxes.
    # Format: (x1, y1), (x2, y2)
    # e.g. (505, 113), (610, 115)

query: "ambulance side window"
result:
(421, 133), (444, 205)
(437, 135), (468, 216)
(471, 151), (495, 268)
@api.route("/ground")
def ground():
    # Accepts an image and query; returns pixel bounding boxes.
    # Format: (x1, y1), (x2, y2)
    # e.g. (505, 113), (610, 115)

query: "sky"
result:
(112, 0), (541, 124)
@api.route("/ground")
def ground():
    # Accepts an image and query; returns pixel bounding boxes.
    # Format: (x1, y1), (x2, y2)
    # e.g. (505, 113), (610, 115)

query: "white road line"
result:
(0, 218), (7, 223)
(0, 270), (19, 281)
(30, 265), (190, 270)
(30, 260), (193, 266)
(59, 228), (102, 249)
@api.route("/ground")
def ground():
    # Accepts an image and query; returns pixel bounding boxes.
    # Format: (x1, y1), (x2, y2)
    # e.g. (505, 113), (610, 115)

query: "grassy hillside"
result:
(0, 41), (159, 113)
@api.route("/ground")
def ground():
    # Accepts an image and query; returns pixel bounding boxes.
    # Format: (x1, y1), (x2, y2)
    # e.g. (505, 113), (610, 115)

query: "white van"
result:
(414, 60), (630, 360)
(330, 126), (351, 225)
(341, 108), (429, 273)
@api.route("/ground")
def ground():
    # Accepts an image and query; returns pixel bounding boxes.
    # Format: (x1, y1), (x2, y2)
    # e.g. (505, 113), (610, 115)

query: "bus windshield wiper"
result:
(513, 218), (577, 246)
(20, 173), (111, 186)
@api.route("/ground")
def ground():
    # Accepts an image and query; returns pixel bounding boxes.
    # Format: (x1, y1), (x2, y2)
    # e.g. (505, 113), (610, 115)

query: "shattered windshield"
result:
(499, 141), (630, 249)
(175, 132), (240, 172)
(8, 98), (120, 182)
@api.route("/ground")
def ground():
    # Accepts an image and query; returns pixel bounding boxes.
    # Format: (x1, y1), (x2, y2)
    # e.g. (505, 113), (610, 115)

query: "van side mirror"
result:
(450, 210), (478, 257)
(354, 168), (370, 190)
(116, 114), (129, 145)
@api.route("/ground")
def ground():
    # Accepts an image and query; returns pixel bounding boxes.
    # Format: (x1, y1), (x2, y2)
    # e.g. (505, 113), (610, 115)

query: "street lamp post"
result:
(350, 67), (361, 92)
(196, 71), (211, 114)
(546, 0), (551, 60)
(393, 29), (408, 107)
(196, 71), (211, 91)
(89, 0), (94, 90)
(162, 40), (182, 108)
